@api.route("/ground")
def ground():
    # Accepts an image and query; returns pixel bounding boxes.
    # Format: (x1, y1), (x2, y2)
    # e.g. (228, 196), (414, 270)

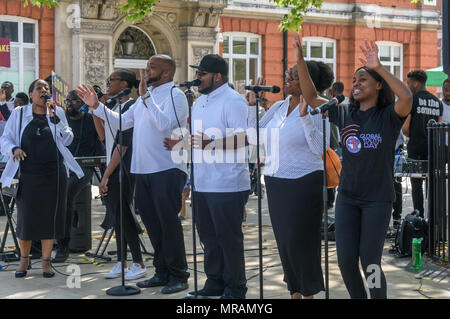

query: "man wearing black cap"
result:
(186, 54), (250, 299)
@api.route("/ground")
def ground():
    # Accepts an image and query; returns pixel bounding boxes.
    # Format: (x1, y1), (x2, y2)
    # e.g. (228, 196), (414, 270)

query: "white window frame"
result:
(301, 37), (336, 77)
(222, 32), (262, 94)
(376, 41), (403, 80)
(0, 15), (39, 92)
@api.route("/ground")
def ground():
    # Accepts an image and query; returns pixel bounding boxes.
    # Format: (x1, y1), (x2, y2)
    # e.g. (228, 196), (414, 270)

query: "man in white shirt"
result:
(186, 54), (250, 299)
(77, 55), (190, 294)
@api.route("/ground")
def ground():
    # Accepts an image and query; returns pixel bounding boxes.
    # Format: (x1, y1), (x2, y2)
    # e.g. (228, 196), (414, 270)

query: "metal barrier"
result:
(427, 120), (449, 262)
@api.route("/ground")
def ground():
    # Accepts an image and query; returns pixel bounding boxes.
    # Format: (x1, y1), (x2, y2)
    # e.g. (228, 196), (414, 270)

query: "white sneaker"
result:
(125, 263), (147, 281)
(104, 262), (127, 279)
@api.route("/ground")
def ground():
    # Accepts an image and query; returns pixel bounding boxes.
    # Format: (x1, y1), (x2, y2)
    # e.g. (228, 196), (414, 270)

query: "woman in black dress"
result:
(294, 36), (412, 299)
(0, 79), (83, 278)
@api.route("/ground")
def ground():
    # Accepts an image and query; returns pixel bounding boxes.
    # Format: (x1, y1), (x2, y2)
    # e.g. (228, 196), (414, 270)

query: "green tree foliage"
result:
(269, 0), (323, 32)
(24, 0), (59, 7)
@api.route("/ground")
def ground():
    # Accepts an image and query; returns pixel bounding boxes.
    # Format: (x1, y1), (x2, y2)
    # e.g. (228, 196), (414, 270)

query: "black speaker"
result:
(443, 0), (450, 75)
(69, 184), (92, 253)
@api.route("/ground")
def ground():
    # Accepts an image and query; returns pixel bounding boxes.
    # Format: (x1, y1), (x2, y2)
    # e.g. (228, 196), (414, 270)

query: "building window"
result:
(424, 0), (436, 5)
(302, 37), (336, 78)
(222, 33), (261, 95)
(0, 16), (39, 93)
(376, 41), (402, 80)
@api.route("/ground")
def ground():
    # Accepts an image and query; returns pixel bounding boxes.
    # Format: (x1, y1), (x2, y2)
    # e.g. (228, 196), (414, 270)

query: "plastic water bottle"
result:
(412, 237), (423, 270)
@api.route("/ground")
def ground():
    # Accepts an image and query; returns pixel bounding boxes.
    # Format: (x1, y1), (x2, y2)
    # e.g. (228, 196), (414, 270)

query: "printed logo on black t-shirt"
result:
(341, 124), (362, 153)
(360, 133), (382, 149)
(341, 124), (382, 153)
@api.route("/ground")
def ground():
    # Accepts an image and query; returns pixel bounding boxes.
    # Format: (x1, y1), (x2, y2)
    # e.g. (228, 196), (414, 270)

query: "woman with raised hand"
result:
(0, 79), (84, 278)
(294, 34), (412, 299)
(247, 57), (333, 299)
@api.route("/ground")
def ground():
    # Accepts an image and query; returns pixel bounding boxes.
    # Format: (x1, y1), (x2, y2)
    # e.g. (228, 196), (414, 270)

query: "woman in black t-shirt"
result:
(294, 35), (413, 299)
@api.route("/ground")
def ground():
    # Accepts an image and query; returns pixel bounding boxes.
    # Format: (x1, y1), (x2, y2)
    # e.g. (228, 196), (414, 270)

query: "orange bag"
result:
(322, 148), (342, 188)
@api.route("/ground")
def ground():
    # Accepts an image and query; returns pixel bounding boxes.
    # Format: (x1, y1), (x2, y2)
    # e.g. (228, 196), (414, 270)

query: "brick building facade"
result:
(0, 0), (54, 92)
(0, 0), (443, 101)
(220, 0), (442, 103)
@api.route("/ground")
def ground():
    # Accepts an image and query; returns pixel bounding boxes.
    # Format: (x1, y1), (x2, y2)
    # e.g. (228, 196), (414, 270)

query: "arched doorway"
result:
(114, 26), (156, 69)
(113, 26), (156, 98)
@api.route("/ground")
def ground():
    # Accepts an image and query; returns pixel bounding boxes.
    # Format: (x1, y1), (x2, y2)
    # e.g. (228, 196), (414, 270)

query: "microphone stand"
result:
(184, 83), (199, 298)
(255, 95), (264, 299)
(311, 107), (330, 299)
(106, 97), (140, 296)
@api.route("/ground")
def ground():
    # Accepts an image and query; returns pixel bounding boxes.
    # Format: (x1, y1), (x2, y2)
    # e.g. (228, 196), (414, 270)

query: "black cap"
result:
(190, 54), (228, 76)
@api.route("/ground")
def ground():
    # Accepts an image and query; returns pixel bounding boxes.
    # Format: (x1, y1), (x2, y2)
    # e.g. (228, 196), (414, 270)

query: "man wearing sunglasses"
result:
(77, 54), (190, 295)
(185, 54), (250, 299)
(52, 90), (100, 263)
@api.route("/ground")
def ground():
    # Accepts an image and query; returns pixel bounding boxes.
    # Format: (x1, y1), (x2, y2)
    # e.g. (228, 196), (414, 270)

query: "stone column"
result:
(178, 6), (223, 82)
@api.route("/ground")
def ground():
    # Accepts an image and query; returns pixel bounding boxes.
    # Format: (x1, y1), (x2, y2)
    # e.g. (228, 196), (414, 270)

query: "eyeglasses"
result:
(107, 77), (122, 84)
(285, 70), (299, 80)
(65, 98), (81, 104)
(195, 70), (209, 77)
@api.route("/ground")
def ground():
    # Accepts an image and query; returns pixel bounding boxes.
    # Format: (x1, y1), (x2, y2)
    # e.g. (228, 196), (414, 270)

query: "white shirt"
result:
(0, 104), (84, 187)
(192, 83), (250, 193)
(248, 96), (330, 179)
(103, 99), (132, 165)
(442, 100), (450, 145)
(6, 98), (14, 111)
(93, 81), (189, 175)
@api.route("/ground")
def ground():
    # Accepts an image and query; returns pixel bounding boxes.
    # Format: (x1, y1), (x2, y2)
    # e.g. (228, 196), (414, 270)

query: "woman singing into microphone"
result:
(294, 35), (412, 299)
(0, 79), (84, 278)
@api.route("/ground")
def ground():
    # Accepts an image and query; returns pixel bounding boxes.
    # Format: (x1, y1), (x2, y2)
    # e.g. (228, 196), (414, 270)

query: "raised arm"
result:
(294, 34), (328, 108)
(92, 114), (106, 142)
(77, 84), (135, 131)
(359, 40), (412, 118)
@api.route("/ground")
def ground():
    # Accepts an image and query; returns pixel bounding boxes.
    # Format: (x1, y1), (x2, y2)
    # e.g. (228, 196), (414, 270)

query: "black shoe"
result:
(161, 281), (188, 294)
(393, 219), (401, 229)
(52, 245), (69, 263)
(185, 288), (222, 299)
(15, 256), (31, 278)
(42, 259), (55, 278)
(136, 275), (168, 288)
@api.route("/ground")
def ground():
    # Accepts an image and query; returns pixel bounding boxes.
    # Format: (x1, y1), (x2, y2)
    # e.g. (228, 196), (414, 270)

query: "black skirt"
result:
(264, 170), (325, 296)
(16, 167), (68, 241)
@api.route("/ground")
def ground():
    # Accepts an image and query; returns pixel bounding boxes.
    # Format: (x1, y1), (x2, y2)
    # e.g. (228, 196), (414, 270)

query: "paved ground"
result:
(0, 178), (448, 299)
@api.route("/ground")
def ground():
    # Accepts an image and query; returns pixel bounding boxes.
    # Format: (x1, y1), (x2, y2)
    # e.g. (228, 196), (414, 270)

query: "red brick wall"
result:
(221, 11), (440, 102)
(325, 0), (440, 10)
(0, 0), (54, 79)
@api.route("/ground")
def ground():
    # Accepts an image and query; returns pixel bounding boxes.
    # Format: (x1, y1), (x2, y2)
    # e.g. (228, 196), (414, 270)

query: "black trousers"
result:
(335, 192), (392, 299)
(135, 168), (189, 283)
(194, 190), (249, 299)
(105, 172), (142, 263)
(58, 167), (93, 245)
(410, 178), (425, 218)
(392, 177), (402, 221)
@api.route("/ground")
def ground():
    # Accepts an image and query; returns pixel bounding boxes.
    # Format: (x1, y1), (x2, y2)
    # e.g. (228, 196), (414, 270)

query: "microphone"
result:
(245, 85), (280, 93)
(43, 95), (55, 115)
(310, 94), (345, 115)
(105, 88), (131, 106)
(175, 79), (201, 88)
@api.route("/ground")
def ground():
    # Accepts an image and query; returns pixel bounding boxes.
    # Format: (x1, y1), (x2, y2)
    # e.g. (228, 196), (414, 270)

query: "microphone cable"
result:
(170, 86), (184, 140)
